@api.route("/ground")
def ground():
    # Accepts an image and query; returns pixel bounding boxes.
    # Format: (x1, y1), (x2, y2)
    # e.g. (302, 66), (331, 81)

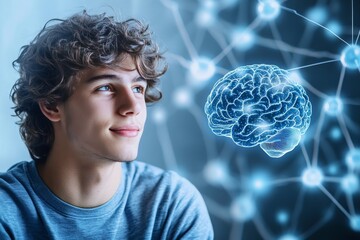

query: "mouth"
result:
(110, 125), (140, 137)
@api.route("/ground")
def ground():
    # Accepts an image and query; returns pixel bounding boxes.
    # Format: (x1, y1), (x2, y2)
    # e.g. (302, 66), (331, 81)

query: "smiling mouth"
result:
(110, 127), (140, 137)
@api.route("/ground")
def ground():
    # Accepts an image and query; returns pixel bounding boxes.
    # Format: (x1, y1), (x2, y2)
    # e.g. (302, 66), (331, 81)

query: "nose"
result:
(116, 88), (141, 116)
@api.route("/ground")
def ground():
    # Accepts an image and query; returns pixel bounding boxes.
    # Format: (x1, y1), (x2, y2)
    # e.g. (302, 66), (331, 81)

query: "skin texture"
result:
(37, 55), (147, 207)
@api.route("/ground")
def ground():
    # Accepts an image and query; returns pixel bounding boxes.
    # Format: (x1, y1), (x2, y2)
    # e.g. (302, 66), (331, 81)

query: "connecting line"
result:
(346, 193), (356, 216)
(267, 177), (301, 186)
(166, 1), (198, 60)
(312, 109), (326, 167)
(300, 141), (311, 168)
(318, 184), (352, 219)
(281, 6), (350, 47)
(252, 213), (273, 240)
(287, 59), (339, 71)
(212, 17), (261, 65)
(155, 118), (179, 171)
(257, 37), (339, 59)
(336, 66), (346, 98)
(337, 114), (355, 150)
(229, 221), (244, 240)
(355, 29), (360, 45)
(208, 27), (238, 68)
(301, 79), (329, 99)
(352, 0), (354, 44)
(270, 22), (292, 67)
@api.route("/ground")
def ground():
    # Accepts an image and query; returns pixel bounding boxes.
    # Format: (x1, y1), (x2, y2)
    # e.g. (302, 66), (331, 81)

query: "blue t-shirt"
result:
(0, 161), (214, 239)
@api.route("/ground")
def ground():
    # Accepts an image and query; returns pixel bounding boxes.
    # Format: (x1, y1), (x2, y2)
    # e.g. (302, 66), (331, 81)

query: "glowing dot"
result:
(340, 45), (360, 69)
(257, 0), (280, 21)
(350, 215), (360, 232)
(249, 172), (271, 194)
(189, 57), (216, 82)
(325, 21), (342, 38)
(346, 148), (360, 170)
(288, 71), (304, 85)
(306, 6), (327, 24)
(341, 173), (359, 194)
(302, 167), (323, 187)
(173, 87), (193, 108)
(230, 194), (256, 221)
(195, 4), (216, 28)
(278, 234), (300, 240)
(327, 163), (339, 175)
(276, 210), (289, 224)
(323, 97), (343, 116)
(329, 127), (341, 140)
(203, 160), (228, 186)
(231, 27), (255, 51)
(151, 107), (167, 124)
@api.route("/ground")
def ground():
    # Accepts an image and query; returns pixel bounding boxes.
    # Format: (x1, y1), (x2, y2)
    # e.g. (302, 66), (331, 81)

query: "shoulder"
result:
(125, 161), (214, 239)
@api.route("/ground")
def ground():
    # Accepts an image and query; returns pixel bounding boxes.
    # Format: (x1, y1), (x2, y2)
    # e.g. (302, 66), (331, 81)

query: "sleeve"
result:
(163, 173), (214, 240)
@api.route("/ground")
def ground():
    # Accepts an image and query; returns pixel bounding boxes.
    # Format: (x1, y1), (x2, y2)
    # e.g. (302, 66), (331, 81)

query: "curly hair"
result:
(11, 11), (167, 162)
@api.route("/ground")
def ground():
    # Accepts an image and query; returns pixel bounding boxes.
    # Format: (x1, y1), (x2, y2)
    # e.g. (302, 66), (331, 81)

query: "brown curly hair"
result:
(11, 11), (167, 162)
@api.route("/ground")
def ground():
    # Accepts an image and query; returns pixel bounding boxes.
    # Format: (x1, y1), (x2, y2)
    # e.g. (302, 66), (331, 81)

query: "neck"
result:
(37, 149), (122, 208)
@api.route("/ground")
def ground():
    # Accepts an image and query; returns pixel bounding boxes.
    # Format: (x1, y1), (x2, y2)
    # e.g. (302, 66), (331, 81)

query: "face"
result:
(56, 55), (147, 163)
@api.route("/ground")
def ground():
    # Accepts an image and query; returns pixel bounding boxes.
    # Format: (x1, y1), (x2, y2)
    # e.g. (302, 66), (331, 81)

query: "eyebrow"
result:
(85, 74), (147, 85)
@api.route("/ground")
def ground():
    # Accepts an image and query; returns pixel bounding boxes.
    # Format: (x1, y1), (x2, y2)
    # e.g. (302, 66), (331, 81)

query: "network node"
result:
(189, 57), (216, 82)
(346, 148), (360, 170)
(323, 97), (343, 116)
(231, 27), (255, 51)
(151, 107), (167, 124)
(350, 215), (360, 232)
(329, 126), (341, 140)
(340, 45), (360, 69)
(249, 172), (270, 194)
(301, 167), (323, 187)
(173, 87), (193, 108)
(195, 8), (216, 28)
(276, 210), (289, 225)
(203, 160), (228, 186)
(278, 234), (300, 240)
(306, 6), (327, 24)
(341, 173), (359, 195)
(257, 0), (281, 21)
(230, 194), (256, 221)
(325, 21), (342, 39)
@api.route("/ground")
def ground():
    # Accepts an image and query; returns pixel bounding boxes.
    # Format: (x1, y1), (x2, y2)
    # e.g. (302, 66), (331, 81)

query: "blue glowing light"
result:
(195, 7), (216, 28)
(346, 148), (360, 170)
(323, 97), (343, 116)
(350, 215), (360, 232)
(204, 64), (312, 158)
(276, 210), (289, 225)
(203, 159), (228, 186)
(329, 126), (341, 140)
(325, 21), (342, 38)
(340, 45), (360, 69)
(301, 167), (323, 187)
(341, 173), (359, 195)
(231, 27), (256, 51)
(173, 87), (193, 108)
(190, 57), (216, 82)
(257, 0), (281, 21)
(230, 194), (256, 221)
(278, 234), (300, 240)
(306, 6), (328, 25)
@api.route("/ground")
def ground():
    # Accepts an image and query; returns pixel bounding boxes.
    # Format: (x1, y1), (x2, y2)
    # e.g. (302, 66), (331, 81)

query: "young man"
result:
(0, 11), (214, 239)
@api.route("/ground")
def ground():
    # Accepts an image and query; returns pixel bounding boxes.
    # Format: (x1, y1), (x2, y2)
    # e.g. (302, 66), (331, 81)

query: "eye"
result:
(133, 86), (145, 94)
(96, 85), (113, 92)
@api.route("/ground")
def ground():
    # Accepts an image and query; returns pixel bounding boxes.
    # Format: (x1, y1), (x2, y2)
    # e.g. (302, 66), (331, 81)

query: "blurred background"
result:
(2, 0), (360, 239)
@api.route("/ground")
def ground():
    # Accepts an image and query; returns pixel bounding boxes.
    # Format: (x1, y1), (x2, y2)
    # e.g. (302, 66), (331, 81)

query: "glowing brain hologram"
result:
(204, 64), (312, 158)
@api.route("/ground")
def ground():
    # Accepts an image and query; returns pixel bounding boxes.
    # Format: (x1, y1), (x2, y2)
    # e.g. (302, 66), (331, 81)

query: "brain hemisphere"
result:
(205, 64), (312, 147)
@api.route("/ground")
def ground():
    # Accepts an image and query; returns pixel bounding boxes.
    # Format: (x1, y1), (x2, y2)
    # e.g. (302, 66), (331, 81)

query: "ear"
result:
(38, 99), (62, 122)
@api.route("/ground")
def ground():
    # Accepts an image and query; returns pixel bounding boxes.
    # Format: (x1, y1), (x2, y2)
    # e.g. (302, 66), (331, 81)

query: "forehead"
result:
(74, 55), (139, 83)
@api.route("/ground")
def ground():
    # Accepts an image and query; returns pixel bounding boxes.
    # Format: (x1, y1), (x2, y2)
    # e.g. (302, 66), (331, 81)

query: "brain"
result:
(204, 64), (312, 157)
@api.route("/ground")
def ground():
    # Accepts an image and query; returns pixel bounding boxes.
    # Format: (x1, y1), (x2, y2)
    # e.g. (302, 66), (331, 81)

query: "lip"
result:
(110, 125), (140, 137)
